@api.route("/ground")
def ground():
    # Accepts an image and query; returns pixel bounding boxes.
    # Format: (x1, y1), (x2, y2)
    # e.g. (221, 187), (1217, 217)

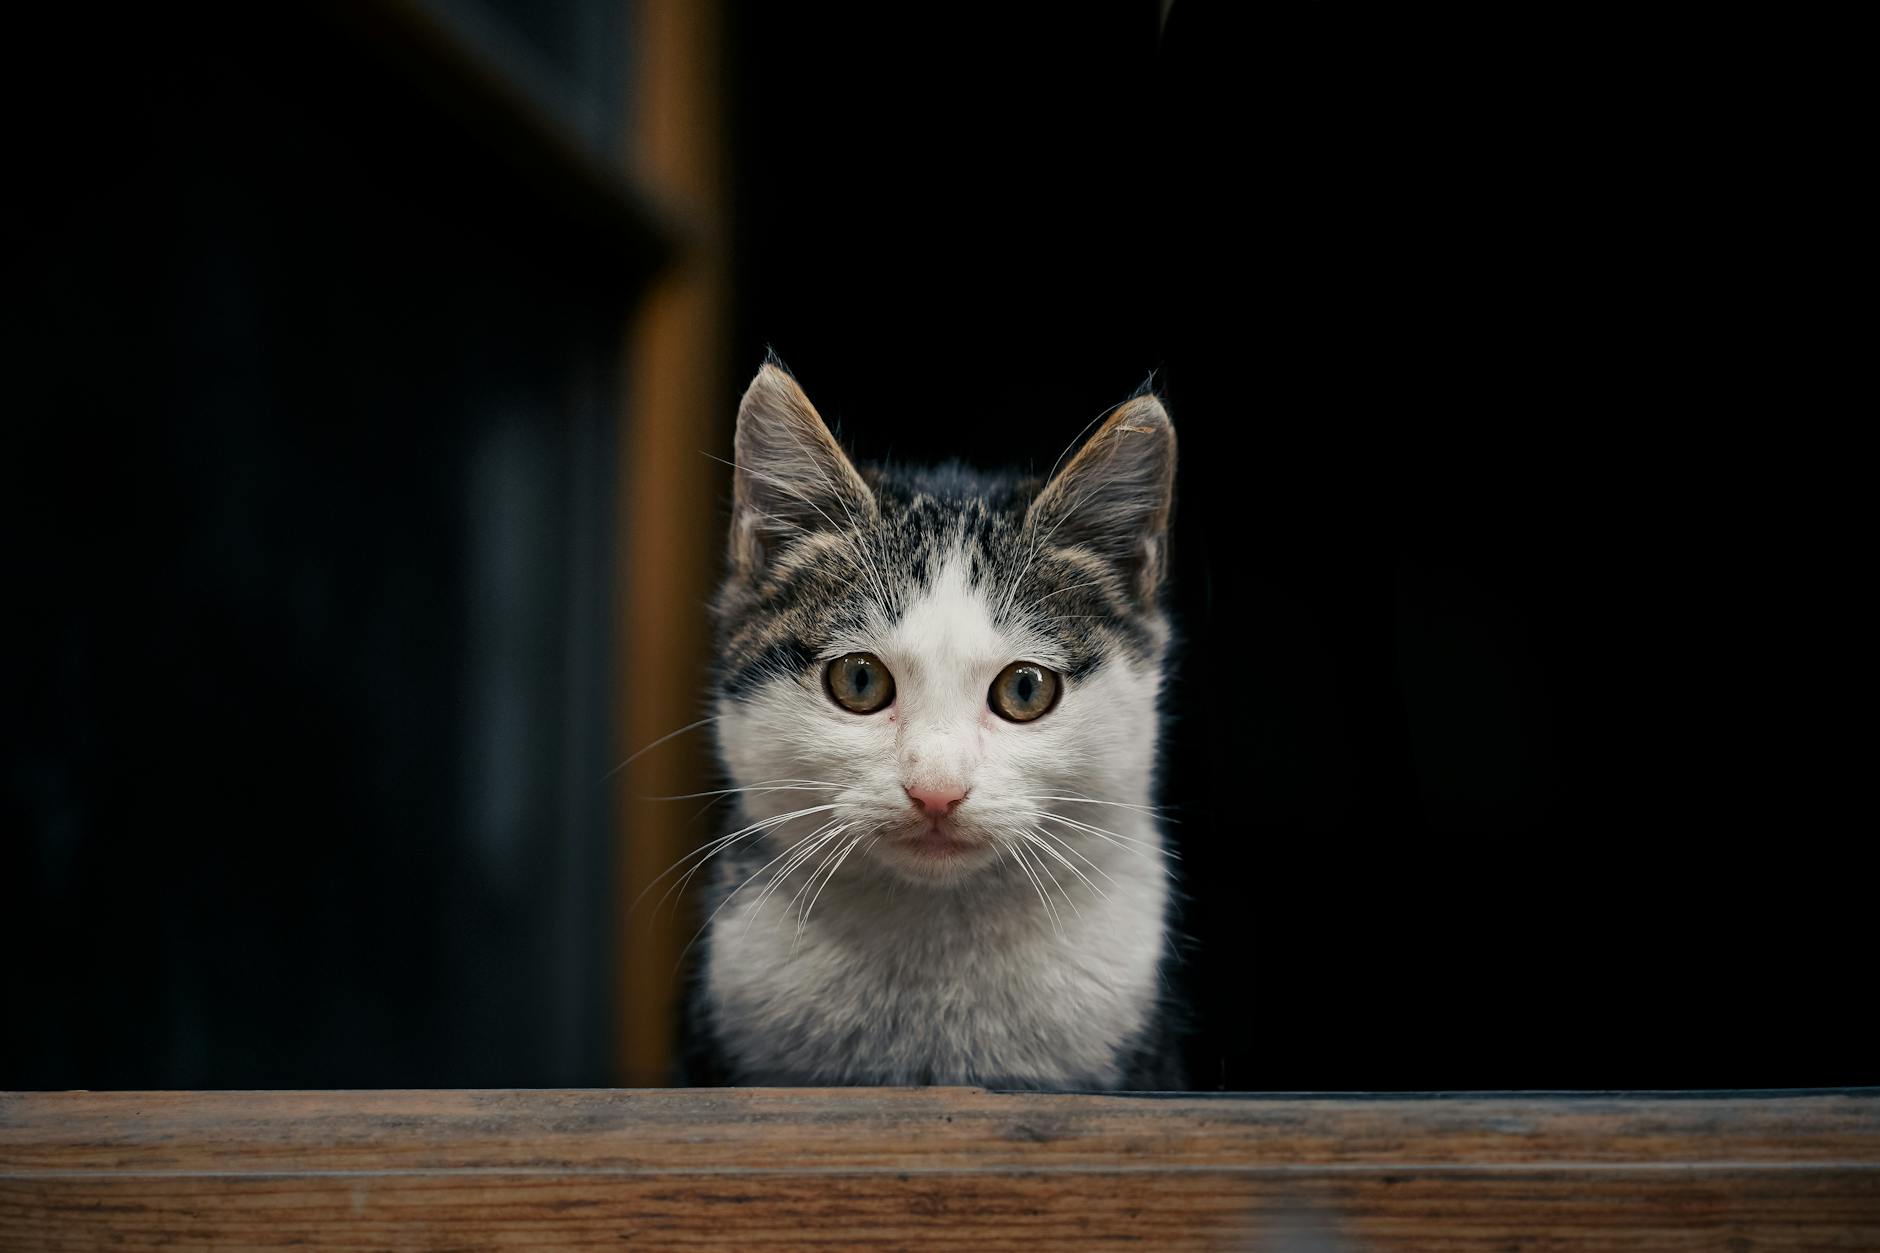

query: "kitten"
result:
(683, 361), (1184, 1089)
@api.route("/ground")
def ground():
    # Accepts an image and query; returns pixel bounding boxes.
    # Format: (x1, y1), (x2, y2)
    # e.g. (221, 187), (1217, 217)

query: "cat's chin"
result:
(870, 823), (1002, 886)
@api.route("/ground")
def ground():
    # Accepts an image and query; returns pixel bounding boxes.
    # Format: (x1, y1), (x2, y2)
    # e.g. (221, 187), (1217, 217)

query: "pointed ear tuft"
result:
(1026, 394), (1177, 603)
(730, 363), (874, 574)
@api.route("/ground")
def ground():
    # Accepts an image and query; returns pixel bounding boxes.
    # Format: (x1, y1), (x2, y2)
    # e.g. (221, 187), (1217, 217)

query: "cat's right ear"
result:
(1026, 392), (1177, 606)
(729, 363), (875, 574)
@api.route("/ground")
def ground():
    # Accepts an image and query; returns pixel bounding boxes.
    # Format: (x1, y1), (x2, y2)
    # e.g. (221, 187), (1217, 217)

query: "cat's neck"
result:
(704, 809), (1171, 1086)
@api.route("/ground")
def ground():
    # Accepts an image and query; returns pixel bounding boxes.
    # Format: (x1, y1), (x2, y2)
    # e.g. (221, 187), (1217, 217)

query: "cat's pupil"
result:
(854, 668), (871, 692)
(1015, 674), (1034, 702)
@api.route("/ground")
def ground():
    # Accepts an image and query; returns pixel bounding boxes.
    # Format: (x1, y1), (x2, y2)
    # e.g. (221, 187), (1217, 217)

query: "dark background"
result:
(7, 2), (1869, 1090)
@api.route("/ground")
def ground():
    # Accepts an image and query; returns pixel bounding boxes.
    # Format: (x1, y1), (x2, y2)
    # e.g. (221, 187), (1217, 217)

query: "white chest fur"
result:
(704, 830), (1170, 1087)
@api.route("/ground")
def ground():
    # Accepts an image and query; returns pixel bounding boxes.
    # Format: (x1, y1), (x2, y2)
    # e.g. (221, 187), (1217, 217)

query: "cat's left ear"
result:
(1026, 393), (1177, 604)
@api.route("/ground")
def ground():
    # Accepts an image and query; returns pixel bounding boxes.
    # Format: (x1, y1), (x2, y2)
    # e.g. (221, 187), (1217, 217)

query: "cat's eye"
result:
(989, 661), (1060, 723)
(825, 653), (895, 714)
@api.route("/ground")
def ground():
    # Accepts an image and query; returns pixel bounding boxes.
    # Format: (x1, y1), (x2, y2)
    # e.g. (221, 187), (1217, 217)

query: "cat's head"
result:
(712, 362), (1175, 886)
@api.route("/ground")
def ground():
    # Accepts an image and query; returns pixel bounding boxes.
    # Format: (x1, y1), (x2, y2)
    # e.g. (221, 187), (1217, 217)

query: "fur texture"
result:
(686, 363), (1183, 1089)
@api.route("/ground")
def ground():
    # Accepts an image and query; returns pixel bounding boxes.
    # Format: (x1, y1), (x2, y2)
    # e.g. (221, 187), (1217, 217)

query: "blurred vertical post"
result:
(615, 0), (728, 1085)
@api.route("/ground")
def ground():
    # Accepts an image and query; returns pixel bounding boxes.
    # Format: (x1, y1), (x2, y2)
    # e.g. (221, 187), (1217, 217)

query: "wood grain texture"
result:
(3, 1088), (1876, 1250)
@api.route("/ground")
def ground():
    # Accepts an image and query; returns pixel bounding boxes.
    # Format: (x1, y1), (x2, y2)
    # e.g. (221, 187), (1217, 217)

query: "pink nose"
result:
(905, 785), (967, 817)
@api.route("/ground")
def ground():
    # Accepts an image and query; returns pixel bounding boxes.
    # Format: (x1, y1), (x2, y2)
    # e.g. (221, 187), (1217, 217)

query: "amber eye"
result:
(825, 653), (895, 714)
(989, 661), (1060, 722)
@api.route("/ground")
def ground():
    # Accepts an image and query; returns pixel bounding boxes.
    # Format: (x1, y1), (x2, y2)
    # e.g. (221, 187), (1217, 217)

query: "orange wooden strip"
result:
(614, 0), (732, 1089)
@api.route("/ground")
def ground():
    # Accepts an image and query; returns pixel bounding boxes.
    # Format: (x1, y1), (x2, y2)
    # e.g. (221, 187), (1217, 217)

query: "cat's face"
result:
(713, 365), (1175, 887)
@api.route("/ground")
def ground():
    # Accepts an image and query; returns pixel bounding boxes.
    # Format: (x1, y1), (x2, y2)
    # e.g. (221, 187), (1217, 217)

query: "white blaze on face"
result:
(881, 554), (1023, 806)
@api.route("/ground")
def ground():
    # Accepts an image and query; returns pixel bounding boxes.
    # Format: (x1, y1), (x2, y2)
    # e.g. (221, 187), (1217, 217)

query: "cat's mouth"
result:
(889, 816), (987, 861)
(867, 814), (1002, 883)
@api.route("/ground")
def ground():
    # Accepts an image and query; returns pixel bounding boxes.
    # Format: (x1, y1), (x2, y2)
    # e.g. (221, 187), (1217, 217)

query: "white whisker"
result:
(752, 821), (852, 925)
(1029, 825), (1119, 886)
(1019, 834), (1083, 921)
(1017, 792), (1173, 818)
(1033, 810), (1169, 851)
(1004, 839), (1063, 936)
(672, 811), (851, 971)
(1022, 827), (1111, 899)
(651, 780), (844, 801)
(690, 815), (835, 936)
(1034, 811), (1180, 875)
(603, 714), (721, 781)
(796, 830), (869, 947)
(661, 809), (844, 920)
(1027, 578), (1110, 605)
(779, 823), (852, 920)
(628, 803), (841, 920)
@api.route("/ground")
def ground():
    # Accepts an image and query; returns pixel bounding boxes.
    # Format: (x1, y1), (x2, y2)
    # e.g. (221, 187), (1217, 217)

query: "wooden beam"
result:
(614, 0), (730, 1085)
(3, 1089), (1876, 1248)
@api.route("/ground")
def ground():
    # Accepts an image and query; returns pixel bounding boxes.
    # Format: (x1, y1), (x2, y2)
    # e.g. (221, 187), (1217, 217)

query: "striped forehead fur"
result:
(716, 428), (1171, 695)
